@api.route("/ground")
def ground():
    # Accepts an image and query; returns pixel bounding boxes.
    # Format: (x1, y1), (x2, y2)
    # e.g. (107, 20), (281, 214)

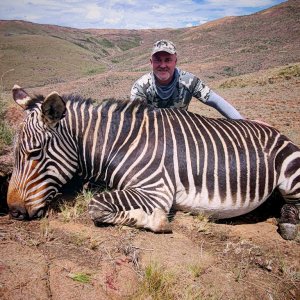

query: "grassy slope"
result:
(0, 34), (106, 88)
(0, 21), (143, 90)
(0, 0), (299, 90)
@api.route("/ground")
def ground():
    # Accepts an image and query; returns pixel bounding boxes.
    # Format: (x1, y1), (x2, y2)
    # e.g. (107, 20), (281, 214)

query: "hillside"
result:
(0, 0), (299, 90)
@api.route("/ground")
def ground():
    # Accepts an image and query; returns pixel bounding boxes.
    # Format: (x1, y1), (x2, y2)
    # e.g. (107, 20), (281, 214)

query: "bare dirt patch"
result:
(0, 208), (299, 300)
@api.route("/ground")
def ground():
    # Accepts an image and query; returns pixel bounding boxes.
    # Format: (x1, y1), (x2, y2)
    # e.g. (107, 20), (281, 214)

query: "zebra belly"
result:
(174, 189), (270, 219)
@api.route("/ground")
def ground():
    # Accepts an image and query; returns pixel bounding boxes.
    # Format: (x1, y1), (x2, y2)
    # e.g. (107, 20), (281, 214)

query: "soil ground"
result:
(0, 66), (300, 300)
(0, 200), (299, 300)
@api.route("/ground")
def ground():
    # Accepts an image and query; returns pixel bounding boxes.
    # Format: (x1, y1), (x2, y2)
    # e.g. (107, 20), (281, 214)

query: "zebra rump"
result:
(7, 85), (300, 240)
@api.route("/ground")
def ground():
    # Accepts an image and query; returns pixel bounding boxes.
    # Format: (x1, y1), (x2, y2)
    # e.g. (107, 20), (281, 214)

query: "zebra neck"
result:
(66, 100), (148, 182)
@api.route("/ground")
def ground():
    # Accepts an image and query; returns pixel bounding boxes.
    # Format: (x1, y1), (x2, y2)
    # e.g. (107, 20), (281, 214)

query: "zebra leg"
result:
(88, 189), (172, 233)
(278, 204), (299, 240)
(277, 163), (300, 240)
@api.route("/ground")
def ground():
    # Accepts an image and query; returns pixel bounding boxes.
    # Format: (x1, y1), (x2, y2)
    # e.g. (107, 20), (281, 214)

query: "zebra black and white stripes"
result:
(8, 86), (300, 239)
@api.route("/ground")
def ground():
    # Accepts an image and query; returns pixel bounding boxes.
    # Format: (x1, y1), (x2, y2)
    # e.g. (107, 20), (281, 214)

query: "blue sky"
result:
(0, 0), (287, 29)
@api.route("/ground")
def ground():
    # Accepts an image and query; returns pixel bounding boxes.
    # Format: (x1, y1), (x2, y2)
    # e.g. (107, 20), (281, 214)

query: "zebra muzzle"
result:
(9, 206), (28, 220)
(9, 204), (46, 220)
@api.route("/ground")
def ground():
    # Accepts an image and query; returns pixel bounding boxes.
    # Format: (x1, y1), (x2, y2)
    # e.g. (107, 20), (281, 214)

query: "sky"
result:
(0, 0), (287, 30)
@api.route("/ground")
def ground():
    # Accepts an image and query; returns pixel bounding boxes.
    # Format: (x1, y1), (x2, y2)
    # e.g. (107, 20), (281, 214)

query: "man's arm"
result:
(206, 91), (244, 120)
(187, 73), (243, 119)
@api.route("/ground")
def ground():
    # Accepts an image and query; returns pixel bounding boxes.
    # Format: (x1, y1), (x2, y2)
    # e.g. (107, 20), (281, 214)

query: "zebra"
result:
(7, 85), (300, 240)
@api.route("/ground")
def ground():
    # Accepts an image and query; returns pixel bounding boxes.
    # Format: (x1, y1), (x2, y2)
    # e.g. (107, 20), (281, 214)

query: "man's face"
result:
(151, 52), (177, 85)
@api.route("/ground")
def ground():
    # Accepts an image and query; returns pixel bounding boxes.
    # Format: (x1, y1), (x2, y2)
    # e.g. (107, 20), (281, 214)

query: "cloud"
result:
(85, 4), (103, 20)
(0, 0), (286, 29)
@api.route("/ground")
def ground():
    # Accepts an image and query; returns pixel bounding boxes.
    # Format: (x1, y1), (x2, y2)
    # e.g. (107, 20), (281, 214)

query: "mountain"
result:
(0, 0), (299, 90)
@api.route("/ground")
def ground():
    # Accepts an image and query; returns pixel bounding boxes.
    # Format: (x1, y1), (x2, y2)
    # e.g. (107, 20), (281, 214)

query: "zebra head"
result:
(8, 85), (77, 220)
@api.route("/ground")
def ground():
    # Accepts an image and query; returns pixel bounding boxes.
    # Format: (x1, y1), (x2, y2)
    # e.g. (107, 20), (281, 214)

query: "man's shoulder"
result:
(134, 72), (153, 87)
(177, 68), (199, 89)
(177, 68), (197, 80)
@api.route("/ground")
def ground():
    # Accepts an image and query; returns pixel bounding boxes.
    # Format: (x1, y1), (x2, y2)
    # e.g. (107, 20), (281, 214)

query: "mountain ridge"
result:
(0, 0), (299, 90)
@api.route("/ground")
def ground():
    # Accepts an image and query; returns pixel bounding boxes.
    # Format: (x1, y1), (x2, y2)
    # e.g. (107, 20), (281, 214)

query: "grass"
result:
(68, 272), (92, 284)
(278, 257), (300, 287)
(277, 64), (300, 79)
(85, 66), (106, 75)
(131, 263), (175, 300)
(188, 264), (202, 278)
(97, 38), (114, 48)
(219, 63), (300, 89)
(222, 66), (240, 77)
(59, 189), (94, 222)
(39, 217), (54, 241)
(0, 34), (107, 89)
(193, 212), (211, 233)
(0, 71), (15, 153)
(69, 232), (89, 247)
(115, 36), (141, 51)
(0, 122), (14, 152)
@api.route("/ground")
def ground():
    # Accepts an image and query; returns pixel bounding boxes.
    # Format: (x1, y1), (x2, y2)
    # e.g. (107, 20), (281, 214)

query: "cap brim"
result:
(151, 49), (176, 55)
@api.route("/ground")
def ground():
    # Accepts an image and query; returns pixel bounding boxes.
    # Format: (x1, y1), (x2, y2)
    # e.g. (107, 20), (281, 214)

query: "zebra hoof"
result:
(151, 208), (172, 233)
(155, 222), (172, 234)
(278, 223), (298, 240)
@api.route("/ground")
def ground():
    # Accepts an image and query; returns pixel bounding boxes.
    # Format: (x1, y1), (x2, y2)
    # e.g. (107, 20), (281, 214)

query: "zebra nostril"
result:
(35, 208), (45, 218)
(10, 209), (27, 220)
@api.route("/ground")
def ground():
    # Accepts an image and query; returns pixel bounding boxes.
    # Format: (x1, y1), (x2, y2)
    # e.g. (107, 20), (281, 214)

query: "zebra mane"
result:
(102, 98), (153, 113)
(61, 93), (153, 115)
(62, 93), (96, 106)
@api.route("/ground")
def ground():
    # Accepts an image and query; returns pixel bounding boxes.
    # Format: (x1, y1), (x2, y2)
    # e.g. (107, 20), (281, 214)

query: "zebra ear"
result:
(12, 84), (32, 109)
(41, 91), (66, 126)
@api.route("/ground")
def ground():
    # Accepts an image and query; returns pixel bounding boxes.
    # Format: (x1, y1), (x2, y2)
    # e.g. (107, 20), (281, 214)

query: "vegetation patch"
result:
(222, 66), (240, 77)
(131, 263), (175, 300)
(0, 72), (15, 153)
(97, 38), (114, 48)
(219, 63), (300, 89)
(68, 272), (92, 284)
(85, 66), (106, 75)
(277, 64), (300, 79)
(115, 36), (141, 51)
(188, 263), (202, 278)
(59, 189), (94, 222)
(0, 122), (14, 152)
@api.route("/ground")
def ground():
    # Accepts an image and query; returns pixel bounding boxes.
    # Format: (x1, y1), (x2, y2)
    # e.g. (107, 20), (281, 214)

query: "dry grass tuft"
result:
(131, 262), (175, 300)
(59, 189), (94, 222)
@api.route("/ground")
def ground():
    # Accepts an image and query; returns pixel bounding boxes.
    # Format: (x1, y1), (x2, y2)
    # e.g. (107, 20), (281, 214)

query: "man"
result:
(130, 39), (243, 119)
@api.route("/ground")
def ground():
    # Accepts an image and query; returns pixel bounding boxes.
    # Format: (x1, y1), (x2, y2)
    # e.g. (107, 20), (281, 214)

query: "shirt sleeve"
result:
(191, 78), (211, 102)
(206, 91), (244, 119)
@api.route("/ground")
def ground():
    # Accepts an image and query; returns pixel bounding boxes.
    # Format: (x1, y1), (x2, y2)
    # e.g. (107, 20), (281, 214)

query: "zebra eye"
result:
(26, 148), (42, 160)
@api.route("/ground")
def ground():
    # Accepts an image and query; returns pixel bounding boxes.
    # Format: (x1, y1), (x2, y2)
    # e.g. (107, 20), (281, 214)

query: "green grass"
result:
(0, 122), (14, 151)
(97, 38), (114, 48)
(69, 272), (92, 284)
(85, 66), (106, 75)
(115, 36), (141, 51)
(0, 77), (15, 152)
(0, 34), (107, 90)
